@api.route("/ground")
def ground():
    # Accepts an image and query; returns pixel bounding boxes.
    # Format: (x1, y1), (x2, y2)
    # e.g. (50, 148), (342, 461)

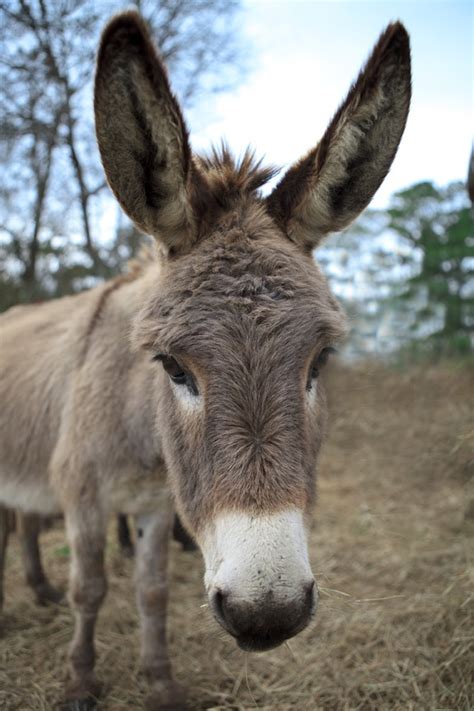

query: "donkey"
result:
(0, 506), (63, 609)
(117, 512), (197, 556)
(0, 12), (411, 709)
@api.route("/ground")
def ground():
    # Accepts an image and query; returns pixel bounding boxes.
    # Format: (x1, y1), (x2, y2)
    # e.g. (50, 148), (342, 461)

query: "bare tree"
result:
(0, 0), (244, 305)
(137, 0), (242, 104)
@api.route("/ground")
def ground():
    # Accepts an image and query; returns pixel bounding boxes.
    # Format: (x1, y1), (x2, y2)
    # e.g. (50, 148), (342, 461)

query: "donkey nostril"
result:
(212, 588), (240, 637)
(213, 589), (228, 626)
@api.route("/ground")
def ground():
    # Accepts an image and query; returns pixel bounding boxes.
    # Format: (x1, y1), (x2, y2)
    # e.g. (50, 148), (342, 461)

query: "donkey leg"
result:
(172, 514), (197, 553)
(135, 509), (187, 711)
(18, 512), (63, 605)
(62, 507), (107, 708)
(117, 513), (134, 557)
(0, 505), (10, 614)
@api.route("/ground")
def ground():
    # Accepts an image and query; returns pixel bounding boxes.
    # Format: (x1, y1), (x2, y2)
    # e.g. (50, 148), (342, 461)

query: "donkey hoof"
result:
(62, 677), (101, 710)
(35, 582), (64, 606)
(145, 680), (188, 711)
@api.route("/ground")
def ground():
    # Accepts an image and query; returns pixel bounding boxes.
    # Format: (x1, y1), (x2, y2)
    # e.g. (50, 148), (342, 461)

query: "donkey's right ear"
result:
(94, 12), (196, 254)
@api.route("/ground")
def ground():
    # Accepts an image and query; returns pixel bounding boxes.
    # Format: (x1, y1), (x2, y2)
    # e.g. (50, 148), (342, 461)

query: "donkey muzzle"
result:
(211, 579), (317, 651)
(201, 509), (316, 651)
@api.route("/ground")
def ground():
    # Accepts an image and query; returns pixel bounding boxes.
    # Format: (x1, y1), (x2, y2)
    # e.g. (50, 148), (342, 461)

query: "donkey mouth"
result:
(235, 610), (315, 653)
(211, 598), (290, 650)
(236, 634), (288, 653)
(210, 583), (317, 653)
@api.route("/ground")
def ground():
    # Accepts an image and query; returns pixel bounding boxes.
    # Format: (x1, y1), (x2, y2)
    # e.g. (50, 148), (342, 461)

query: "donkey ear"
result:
(94, 12), (195, 254)
(267, 22), (411, 249)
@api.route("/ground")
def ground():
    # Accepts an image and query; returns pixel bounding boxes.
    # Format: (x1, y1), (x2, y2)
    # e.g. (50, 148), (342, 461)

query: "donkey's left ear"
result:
(267, 22), (411, 249)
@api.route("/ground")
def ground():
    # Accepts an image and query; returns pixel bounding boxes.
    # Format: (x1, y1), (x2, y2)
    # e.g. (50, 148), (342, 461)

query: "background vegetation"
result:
(2, 362), (473, 709)
(0, 0), (242, 304)
(320, 179), (474, 358)
(0, 1), (473, 360)
(1, 3), (473, 709)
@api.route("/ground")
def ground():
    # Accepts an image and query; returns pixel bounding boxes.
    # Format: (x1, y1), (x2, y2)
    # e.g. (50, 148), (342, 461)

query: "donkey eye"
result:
(306, 347), (336, 390)
(162, 356), (186, 382)
(153, 354), (199, 395)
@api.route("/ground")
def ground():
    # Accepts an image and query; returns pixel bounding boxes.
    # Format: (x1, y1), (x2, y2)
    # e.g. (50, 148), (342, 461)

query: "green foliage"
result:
(317, 179), (473, 360)
(387, 181), (474, 357)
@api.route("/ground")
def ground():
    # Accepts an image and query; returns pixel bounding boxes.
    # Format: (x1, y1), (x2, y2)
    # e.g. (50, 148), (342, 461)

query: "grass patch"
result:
(1, 361), (473, 709)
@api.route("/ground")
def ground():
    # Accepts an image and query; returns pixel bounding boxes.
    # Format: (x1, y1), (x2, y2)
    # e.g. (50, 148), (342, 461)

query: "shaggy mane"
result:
(194, 144), (279, 208)
(116, 147), (280, 285)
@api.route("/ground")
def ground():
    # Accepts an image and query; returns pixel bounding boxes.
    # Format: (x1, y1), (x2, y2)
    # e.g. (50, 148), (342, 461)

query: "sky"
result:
(189, 0), (473, 207)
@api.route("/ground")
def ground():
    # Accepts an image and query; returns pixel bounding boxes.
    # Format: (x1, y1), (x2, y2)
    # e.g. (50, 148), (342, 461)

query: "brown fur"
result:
(0, 12), (411, 708)
(95, 13), (192, 251)
(131, 199), (346, 528)
(267, 22), (411, 248)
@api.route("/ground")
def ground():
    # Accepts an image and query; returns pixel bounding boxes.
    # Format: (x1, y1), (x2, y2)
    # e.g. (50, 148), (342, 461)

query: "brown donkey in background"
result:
(0, 12), (411, 710)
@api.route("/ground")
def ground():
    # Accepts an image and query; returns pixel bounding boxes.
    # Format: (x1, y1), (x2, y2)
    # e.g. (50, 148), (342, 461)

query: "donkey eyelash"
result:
(306, 347), (337, 390)
(318, 346), (338, 364)
(153, 353), (199, 396)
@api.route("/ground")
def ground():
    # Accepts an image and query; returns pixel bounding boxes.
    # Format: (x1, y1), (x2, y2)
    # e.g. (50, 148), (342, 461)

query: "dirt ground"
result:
(1, 361), (473, 710)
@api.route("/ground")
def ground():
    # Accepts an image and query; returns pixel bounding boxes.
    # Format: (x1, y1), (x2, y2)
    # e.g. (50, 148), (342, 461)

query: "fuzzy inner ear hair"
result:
(94, 12), (196, 254)
(267, 22), (411, 250)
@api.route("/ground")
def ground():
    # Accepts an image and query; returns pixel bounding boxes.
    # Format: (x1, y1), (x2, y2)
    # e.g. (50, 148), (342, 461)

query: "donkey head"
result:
(95, 13), (410, 652)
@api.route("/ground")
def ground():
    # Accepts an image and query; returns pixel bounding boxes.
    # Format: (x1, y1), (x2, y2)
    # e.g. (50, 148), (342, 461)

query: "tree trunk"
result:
(23, 110), (62, 291)
(64, 94), (106, 275)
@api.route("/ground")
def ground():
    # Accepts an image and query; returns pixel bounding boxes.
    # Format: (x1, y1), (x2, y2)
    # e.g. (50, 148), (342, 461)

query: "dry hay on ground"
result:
(1, 361), (473, 710)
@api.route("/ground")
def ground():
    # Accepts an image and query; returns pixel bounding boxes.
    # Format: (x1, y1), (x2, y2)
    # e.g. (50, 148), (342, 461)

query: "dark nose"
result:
(211, 581), (316, 652)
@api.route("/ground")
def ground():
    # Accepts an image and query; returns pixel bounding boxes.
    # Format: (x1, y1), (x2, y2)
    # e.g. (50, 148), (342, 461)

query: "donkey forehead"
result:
(136, 226), (347, 358)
